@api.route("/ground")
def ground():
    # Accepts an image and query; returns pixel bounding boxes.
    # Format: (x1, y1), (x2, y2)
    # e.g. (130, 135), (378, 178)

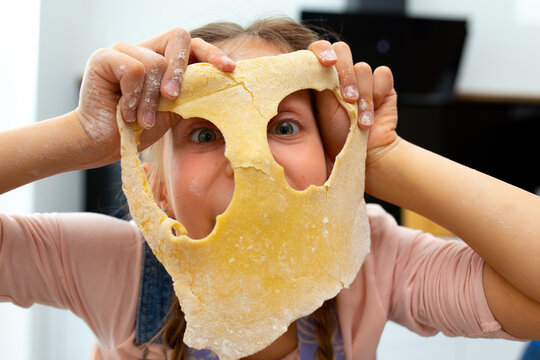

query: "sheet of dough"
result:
(117, 50), (370, 359)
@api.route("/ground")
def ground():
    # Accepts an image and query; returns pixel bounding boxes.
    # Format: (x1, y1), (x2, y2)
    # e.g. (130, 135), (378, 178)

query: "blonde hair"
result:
(146, 17), (336, 360)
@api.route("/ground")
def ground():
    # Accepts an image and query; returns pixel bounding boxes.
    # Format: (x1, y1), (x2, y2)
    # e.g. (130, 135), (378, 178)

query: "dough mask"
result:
(117, 50), (370, 359)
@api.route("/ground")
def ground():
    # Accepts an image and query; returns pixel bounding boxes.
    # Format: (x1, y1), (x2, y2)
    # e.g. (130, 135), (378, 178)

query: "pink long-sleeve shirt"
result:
(0, 204), (516, 359)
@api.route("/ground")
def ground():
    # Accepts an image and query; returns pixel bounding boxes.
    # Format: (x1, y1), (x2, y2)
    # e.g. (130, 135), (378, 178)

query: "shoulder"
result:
(57, 212), (140, 241)
(37, 212), (140, 245)
(49, 214), (144, 347)
(1, 211), (140, 247)
(49, 211), (138, 233)
(345, 204), (404, 306)
(53, 212), (142, 264)
(2, 212), (143, 264)
(2, 211), (138, 233)
(365, 203), (402, 256)
(366, 203), (398, 233)
(365, 203), (453, 259)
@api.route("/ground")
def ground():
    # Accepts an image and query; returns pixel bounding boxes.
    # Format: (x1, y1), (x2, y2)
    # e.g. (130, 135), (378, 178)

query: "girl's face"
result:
(161, 39), (328, 239)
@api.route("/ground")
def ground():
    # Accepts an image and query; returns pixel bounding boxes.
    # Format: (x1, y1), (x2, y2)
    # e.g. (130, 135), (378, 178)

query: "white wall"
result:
(33, 0), (88, 214)
(0, 3), (40, 213)
(0, 1), (41, 359)
(1, 0), (536, 359)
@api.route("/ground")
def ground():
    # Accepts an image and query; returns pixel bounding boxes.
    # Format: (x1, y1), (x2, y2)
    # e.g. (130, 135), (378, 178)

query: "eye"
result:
(268, 120), (300, 136)
(190, 128), (223, 143)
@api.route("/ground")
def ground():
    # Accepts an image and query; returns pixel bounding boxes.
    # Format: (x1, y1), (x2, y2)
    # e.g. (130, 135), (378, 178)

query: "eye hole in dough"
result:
(173, 116), (235, 240)
(170, 222), (183, 237)
(266, 89), (350, 191)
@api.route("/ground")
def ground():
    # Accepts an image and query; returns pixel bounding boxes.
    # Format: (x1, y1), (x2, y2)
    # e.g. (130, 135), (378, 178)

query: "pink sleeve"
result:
(388, 224), (519, 340)
(0, 212), (143, 348)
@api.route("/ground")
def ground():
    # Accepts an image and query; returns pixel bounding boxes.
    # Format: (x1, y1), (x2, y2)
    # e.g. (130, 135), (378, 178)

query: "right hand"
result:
(75, 28), (236, 167)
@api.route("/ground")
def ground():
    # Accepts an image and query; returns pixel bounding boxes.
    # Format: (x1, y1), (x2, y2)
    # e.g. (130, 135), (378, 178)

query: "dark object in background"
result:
(85, 162), (128, 219)
(302, 11), (467, 105)
(347, 0), (405, 14)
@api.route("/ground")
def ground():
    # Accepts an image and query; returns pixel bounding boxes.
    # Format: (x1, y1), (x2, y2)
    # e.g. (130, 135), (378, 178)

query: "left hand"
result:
(308, 41), (398, 165)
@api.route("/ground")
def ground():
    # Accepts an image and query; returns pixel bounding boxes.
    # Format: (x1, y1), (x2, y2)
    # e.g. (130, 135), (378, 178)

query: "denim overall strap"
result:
(135, 240), (175, 345)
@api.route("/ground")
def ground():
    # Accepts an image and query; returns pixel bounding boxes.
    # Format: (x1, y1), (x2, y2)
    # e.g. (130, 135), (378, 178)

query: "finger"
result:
(112, 42), (168, 129)
(332, 42), (358, 103)
(190, 37), (235, 71)
(315, 89), (350, 159)
(86, 48), (145, 124)
(354, 62), (374, 128)
(373, 66), (394, 108)
(308, 40), (338, 66)
(139, 27), (191, 100)
(139, 112), (181, 151)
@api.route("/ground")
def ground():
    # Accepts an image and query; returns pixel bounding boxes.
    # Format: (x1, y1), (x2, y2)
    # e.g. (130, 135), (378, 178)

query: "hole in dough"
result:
(170, 118), (235, 240)
(267, 89), (350, 190)
(170, 222), (183, 237)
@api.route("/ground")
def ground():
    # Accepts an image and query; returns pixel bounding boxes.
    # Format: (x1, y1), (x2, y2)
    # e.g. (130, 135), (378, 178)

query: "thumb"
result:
(315, 89), (350, 160)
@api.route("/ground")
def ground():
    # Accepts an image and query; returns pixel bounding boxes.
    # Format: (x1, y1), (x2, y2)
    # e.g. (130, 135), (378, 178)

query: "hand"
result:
(75, 28), (236, 167)
(308, 41), (398, 166)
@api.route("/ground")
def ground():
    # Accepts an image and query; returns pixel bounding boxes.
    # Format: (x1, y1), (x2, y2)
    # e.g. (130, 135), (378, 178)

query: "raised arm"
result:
(0, 112), (86, 194)
(364, 68), (540, 339)
(0, 28), (236, 194)
(367, 137), (540, 338)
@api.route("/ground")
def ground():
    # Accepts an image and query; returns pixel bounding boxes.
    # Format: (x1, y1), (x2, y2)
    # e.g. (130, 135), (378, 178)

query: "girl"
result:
(1, 17), (539, 360)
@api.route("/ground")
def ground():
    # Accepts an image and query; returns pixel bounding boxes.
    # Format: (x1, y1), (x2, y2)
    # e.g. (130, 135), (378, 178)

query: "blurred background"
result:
(1, 0), (539, 358)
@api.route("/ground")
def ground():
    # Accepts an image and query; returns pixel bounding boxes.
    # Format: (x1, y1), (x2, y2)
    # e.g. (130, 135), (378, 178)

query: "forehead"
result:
(214, 37), (286, 62)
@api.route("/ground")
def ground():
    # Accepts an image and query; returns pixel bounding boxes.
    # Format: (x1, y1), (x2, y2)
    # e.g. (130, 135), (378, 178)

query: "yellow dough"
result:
(117, 50), (370, 359)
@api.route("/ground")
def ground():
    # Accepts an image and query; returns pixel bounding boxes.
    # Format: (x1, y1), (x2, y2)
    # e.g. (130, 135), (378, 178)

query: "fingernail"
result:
(359, 99), (369, 111)
(344, 85), (359, 100)
(320, 49), (337, 62)
(221, 56), (235, 70)
(358, 111), (374, 127)
(164, 80), (179, 97)
(142, 112), (155, 128)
